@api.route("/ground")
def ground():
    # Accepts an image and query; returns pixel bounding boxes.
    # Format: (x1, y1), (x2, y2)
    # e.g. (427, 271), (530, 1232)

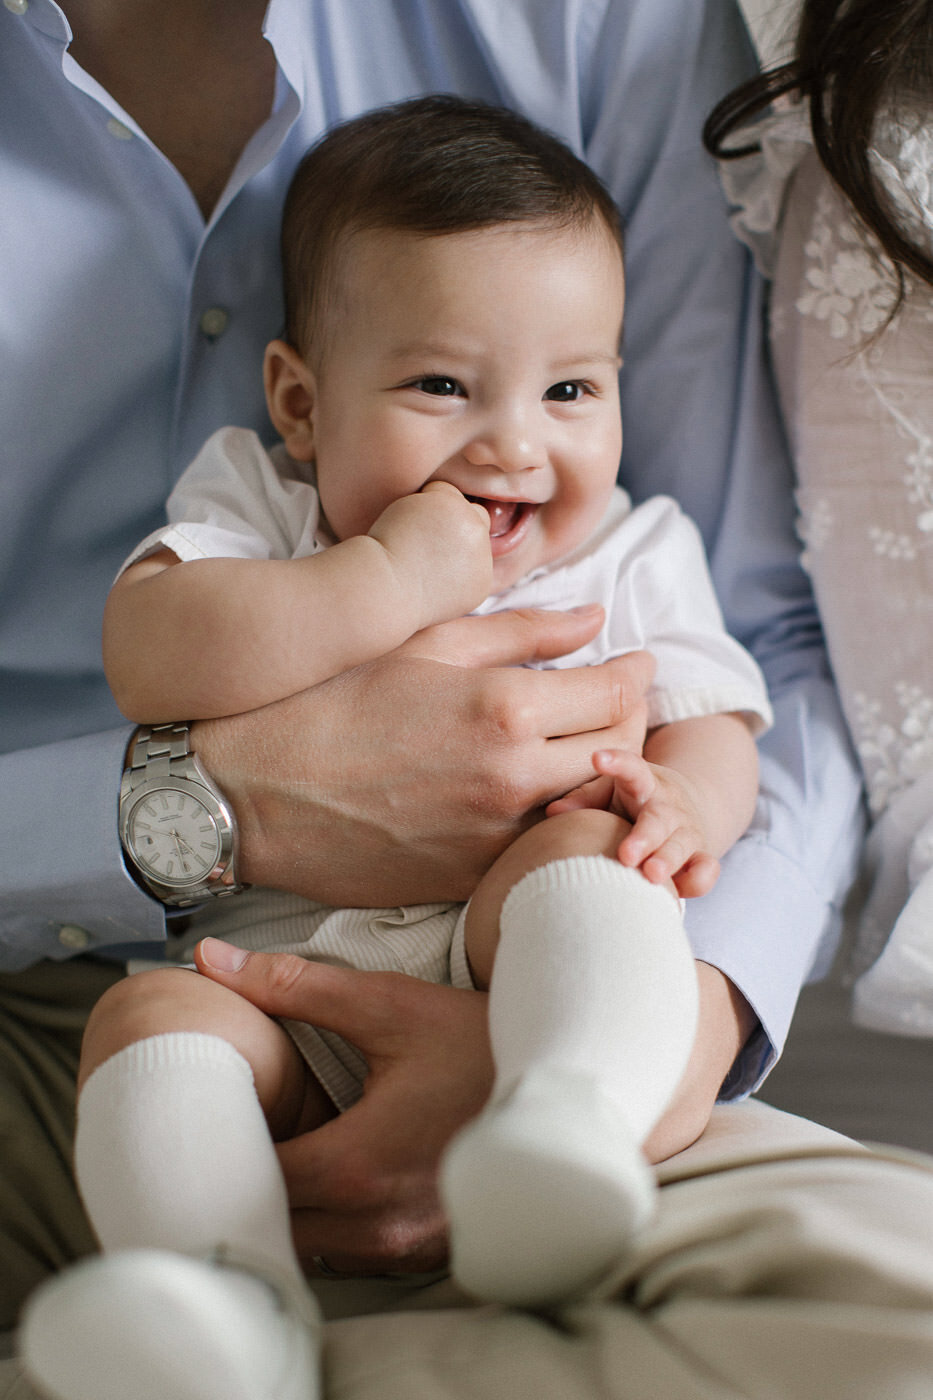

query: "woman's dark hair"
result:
(280, 95), (624, 356)
(703, 1), (933, 294)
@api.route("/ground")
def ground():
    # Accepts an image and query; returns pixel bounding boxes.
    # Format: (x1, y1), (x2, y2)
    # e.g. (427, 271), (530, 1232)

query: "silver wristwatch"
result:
(119, 722), (248, 907)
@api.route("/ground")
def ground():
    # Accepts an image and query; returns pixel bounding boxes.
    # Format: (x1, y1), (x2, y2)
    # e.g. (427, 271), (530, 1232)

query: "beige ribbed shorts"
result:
(167, 887), (475, 1110)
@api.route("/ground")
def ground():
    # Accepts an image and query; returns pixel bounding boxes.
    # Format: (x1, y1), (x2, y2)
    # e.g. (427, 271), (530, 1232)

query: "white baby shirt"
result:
(122, 426), (773, 736)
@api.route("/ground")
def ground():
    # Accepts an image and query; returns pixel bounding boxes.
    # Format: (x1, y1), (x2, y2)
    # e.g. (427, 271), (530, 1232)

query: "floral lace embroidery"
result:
(852, 686), (933, 816)
(870, 107), (933, 256)
(787, 116), (933, 821)
(724, 76), (933, 1021)
(795, 183), (899, 342)
(795, 495), (833, 574)
(723, 95), (933, 830)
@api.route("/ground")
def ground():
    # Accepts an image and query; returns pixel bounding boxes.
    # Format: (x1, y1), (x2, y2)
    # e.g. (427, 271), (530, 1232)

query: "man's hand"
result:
(194, 940), (494, 1276)
(194, 941), (758, 1275)
(193, 609), (653, 907)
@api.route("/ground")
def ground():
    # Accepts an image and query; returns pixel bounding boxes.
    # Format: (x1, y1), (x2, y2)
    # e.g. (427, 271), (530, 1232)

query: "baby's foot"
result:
(19, 1248), (321, 1400)
(440, 1067), (654, 1307)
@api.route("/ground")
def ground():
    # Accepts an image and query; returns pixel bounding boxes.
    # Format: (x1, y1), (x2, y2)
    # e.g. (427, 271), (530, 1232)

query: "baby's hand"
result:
(547, 747), (720, 898)
(368, 482), (493, 628)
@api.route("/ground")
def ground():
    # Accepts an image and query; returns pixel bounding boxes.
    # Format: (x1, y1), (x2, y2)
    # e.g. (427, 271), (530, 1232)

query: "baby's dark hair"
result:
(281, 94), (624, 357)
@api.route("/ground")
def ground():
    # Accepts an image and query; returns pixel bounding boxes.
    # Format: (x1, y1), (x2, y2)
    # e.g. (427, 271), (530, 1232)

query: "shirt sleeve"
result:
(0, 729), (168, 968)
(605, 496), (773, 736)
(0, 424), (324, 969)
(118, 427), (327, 575)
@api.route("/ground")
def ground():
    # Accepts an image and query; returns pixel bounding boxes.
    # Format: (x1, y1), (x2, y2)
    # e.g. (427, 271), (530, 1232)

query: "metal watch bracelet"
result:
(120, 722), (247, 906)
(122, 721), (201, 791)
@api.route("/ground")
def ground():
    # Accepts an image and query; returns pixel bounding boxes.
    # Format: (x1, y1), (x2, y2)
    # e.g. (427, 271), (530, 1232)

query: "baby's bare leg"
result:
(81, 967), (333, 1138)
(443, 808), (699, 1307)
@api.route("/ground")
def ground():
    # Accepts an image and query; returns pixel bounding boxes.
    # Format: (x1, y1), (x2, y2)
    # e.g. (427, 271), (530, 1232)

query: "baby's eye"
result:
(414, 376), (462, 397)
(544, 381), (585, 403)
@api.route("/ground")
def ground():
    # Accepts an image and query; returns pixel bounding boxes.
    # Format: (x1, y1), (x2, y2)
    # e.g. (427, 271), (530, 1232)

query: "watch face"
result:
(126, 787), (223, 888)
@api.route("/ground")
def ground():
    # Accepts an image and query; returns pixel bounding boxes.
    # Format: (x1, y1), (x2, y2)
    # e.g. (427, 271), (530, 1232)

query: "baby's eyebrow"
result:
(385, 338), (476, 362)
(550, 352), (622, 372)
(383, 342), (622, 371)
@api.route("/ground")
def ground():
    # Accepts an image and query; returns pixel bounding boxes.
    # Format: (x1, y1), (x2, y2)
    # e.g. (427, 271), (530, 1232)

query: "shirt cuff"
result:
(0, 726), (169, 968)
(683, 833), (845, 1099)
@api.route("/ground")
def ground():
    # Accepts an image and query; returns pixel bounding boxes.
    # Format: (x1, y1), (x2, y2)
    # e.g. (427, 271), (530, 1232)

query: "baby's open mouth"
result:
(467, 496), (529, 538)
(465, 495), (537, 558)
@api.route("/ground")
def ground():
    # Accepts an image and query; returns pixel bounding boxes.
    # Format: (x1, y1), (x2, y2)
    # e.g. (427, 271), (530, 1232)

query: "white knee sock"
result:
(20, 1032), (321, 1400)
(75, 1031), (303, 1283)
(441, 856), (699, 1306)
(490, 856), (699, 1134)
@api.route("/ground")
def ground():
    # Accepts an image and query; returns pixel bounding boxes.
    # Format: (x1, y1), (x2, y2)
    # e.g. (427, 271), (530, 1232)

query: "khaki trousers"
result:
(0, 959), (123, 1332)
(2, 962), (933, 1398)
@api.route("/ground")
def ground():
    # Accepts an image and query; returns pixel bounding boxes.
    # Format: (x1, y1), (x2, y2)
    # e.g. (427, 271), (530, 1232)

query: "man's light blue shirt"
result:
(0, 0), (865, 1092)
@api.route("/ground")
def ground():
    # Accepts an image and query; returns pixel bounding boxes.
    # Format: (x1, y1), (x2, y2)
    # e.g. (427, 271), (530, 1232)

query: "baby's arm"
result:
(103, 482), (492, 722)
(547, 713), (759, 898)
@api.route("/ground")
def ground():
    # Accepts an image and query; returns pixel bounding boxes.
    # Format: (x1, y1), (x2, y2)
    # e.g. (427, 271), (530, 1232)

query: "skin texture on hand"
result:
(196, 941), (494, 1275)
(195, 940), (755, 1276)
(192, 609), (654, 908)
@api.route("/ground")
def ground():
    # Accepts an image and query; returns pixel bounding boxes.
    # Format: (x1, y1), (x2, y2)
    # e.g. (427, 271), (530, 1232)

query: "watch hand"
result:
(167, 828), (196, 857)
(166, 830), (195, 870)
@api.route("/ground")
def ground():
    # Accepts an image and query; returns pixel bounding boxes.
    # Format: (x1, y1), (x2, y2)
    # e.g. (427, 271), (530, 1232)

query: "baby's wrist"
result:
(354, 531), (428, 637)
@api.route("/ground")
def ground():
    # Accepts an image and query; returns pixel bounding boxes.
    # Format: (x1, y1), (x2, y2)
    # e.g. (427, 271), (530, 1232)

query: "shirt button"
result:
(199, 307), (229, 340)
(58, 924), (91, 951)
(106, 117), (134, 141)
(4, 0), (29, 13)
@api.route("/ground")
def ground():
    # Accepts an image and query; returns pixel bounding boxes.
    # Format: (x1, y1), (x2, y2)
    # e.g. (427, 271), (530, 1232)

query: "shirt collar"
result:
(15, 0), (70, 42)
(19, 0), (305, 105)
(262, 0), (306, 108)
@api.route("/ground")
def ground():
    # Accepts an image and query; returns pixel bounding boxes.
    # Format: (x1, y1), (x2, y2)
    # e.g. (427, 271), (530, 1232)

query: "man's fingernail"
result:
(198, 938), (248, 972)
(569, 603), (602, 616)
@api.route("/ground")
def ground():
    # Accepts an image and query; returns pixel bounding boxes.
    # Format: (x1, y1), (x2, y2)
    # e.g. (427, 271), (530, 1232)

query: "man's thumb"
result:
(194, 938), (361, 1033)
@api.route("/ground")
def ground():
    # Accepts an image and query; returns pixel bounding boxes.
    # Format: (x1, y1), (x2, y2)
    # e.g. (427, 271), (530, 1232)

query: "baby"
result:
(21, 97), (770, 1400)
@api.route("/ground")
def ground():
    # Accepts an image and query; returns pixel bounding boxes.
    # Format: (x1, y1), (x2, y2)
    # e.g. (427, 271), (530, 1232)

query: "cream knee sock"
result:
(75, 1031), (303, 1283)
(441, 856), (699, 1306)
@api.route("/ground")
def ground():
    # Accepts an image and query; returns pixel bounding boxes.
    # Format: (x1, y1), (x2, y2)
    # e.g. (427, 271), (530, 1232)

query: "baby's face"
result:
(309, 218), (625, 592)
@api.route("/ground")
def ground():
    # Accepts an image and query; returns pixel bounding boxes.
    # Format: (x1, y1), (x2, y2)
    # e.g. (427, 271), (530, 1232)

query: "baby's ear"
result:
(263, 340), (317, 461)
